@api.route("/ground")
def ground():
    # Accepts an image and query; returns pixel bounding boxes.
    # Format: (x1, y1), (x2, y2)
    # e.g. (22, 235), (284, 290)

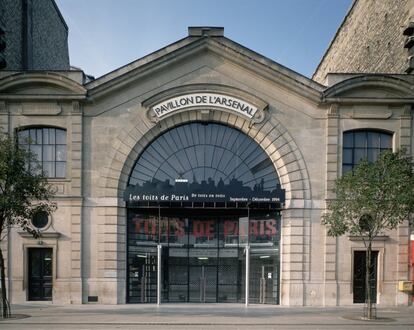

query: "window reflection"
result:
(342, 130), (392, 174)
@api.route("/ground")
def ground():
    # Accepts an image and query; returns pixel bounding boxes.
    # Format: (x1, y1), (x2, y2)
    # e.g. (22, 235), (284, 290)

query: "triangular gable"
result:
(86, 31), (324, 103)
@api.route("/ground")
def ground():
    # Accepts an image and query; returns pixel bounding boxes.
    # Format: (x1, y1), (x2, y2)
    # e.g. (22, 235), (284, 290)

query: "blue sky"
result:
(56, 0), (353, 79)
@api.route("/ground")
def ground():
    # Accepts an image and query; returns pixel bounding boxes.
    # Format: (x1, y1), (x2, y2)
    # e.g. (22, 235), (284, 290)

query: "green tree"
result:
(0, 134), (56, 318)
(322, 149), (414, 320)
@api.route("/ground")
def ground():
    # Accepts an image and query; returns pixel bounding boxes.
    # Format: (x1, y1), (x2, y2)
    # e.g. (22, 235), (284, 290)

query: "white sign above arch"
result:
(151, 93), (258, 119)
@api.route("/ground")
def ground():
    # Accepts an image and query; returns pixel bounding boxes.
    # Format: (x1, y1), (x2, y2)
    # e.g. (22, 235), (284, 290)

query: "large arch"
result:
(100, 108), (311, 304)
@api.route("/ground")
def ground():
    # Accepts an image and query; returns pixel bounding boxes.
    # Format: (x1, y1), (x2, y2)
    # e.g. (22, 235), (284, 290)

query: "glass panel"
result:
(32, 211), (48, 229)
(18, 129), (29, 143)
(49, 129), (55, 144)
(36, 129), (43, 145)
(342, 148), (353, 164)
(367, 148), (379, 163)
(354, 148), (366, 164)
(343, 132), (353, 148)
(380, 134), (392, 149)
(43, 250), (53, 276)
(342, 165), (353, 174)
(29, 129), (37, 143)
(42, 145), (55, 161)
(367, 132), (380, 148)
(354, 132), (366, 148)
(56, 145), (66, 161)
(43, 128), (50, 144)
(43, 162), (55, 177)
(56, 162), (66, 178)
(56, 129), (66, 144)
(31, 145), (42, 161)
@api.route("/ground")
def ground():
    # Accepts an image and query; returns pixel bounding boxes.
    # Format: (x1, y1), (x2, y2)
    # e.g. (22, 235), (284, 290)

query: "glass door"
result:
(249, 250), (279, 304)
(127, 247), (158, 303)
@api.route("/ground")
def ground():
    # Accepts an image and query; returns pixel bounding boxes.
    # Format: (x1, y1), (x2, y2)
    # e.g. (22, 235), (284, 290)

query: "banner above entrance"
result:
(125, 177), (285, 206)
(151, 93), (258, 119)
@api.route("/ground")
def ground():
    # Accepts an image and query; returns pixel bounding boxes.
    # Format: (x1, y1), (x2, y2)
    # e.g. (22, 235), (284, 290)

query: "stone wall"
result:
(313, 0), (411, 84)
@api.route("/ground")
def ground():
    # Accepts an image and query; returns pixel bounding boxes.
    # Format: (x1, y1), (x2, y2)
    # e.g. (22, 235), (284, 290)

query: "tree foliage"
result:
(0, 134), (56, 318)
(323, 149), (414, 239)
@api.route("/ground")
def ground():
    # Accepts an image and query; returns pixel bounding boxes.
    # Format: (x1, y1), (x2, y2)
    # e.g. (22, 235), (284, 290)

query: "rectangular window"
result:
(17, 127), (67, 179)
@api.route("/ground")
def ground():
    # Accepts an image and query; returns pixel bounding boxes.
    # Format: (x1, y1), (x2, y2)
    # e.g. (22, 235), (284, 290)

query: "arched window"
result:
(342, 130), (392, 174)
(17, 127), (67, 178)
(129, 122), (281, 193)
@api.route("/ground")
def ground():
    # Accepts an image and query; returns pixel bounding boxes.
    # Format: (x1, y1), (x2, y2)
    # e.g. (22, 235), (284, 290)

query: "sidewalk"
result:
(0, 303), (413, 329)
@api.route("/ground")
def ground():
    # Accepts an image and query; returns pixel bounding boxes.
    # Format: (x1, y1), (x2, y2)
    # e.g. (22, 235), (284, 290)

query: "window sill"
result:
(46, 178), (71, 182)
(18, 231), (61, 239)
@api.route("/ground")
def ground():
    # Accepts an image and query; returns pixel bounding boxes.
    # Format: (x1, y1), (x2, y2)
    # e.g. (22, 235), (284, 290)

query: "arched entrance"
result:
(125, 122), (285, 304)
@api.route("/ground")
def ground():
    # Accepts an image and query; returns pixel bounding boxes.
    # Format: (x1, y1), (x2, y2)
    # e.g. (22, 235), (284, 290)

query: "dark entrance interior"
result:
(353, 250), (378, 303)
(127, 207), (280, 304)
(28, 248), (53, 301)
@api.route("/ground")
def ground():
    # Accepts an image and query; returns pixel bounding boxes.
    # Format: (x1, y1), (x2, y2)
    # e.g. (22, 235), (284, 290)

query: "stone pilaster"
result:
(399, 105), (412, 150)
(396, 105), (412, 305)
(97, 206), (126, 304)
(69, 101), (82, 303)
(324, 104), (339, 305)
(281, 208), (306, 306)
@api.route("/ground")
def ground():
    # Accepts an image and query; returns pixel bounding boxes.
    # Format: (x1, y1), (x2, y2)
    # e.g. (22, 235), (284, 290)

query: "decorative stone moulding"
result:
(348, 236), (389, 241)
(142, 84), (268, 126)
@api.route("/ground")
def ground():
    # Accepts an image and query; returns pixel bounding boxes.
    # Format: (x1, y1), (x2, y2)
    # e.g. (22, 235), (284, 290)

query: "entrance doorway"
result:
(125, 122), (285, 304)
(28, 248), (53, 301)
(249, 253), (279, 304)
(353, 250), (378, 303)
(127, 247), (157, 303)
(127, 208), (281, 304)
(189, 265), (217, 302)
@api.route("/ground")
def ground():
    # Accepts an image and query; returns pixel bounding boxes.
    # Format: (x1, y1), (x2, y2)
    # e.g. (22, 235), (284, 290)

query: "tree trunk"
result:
(365, 243), (373, 319)
(0, 244), (10, 318)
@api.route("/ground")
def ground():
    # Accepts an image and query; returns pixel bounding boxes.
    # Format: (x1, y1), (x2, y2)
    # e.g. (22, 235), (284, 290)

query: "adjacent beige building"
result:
(0, 1), (413, 307)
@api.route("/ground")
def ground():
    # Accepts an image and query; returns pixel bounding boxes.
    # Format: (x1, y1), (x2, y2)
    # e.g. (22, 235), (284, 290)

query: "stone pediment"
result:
(0, 72), (86, 101)
(86, 34), (323, 103)
(323, 75), (414, 103)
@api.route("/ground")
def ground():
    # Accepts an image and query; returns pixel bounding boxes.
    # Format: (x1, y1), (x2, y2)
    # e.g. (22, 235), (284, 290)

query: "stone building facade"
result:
(313, 0), (414, 84)
(0, 0), (69, 70)
(0, 2), (413, 307)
